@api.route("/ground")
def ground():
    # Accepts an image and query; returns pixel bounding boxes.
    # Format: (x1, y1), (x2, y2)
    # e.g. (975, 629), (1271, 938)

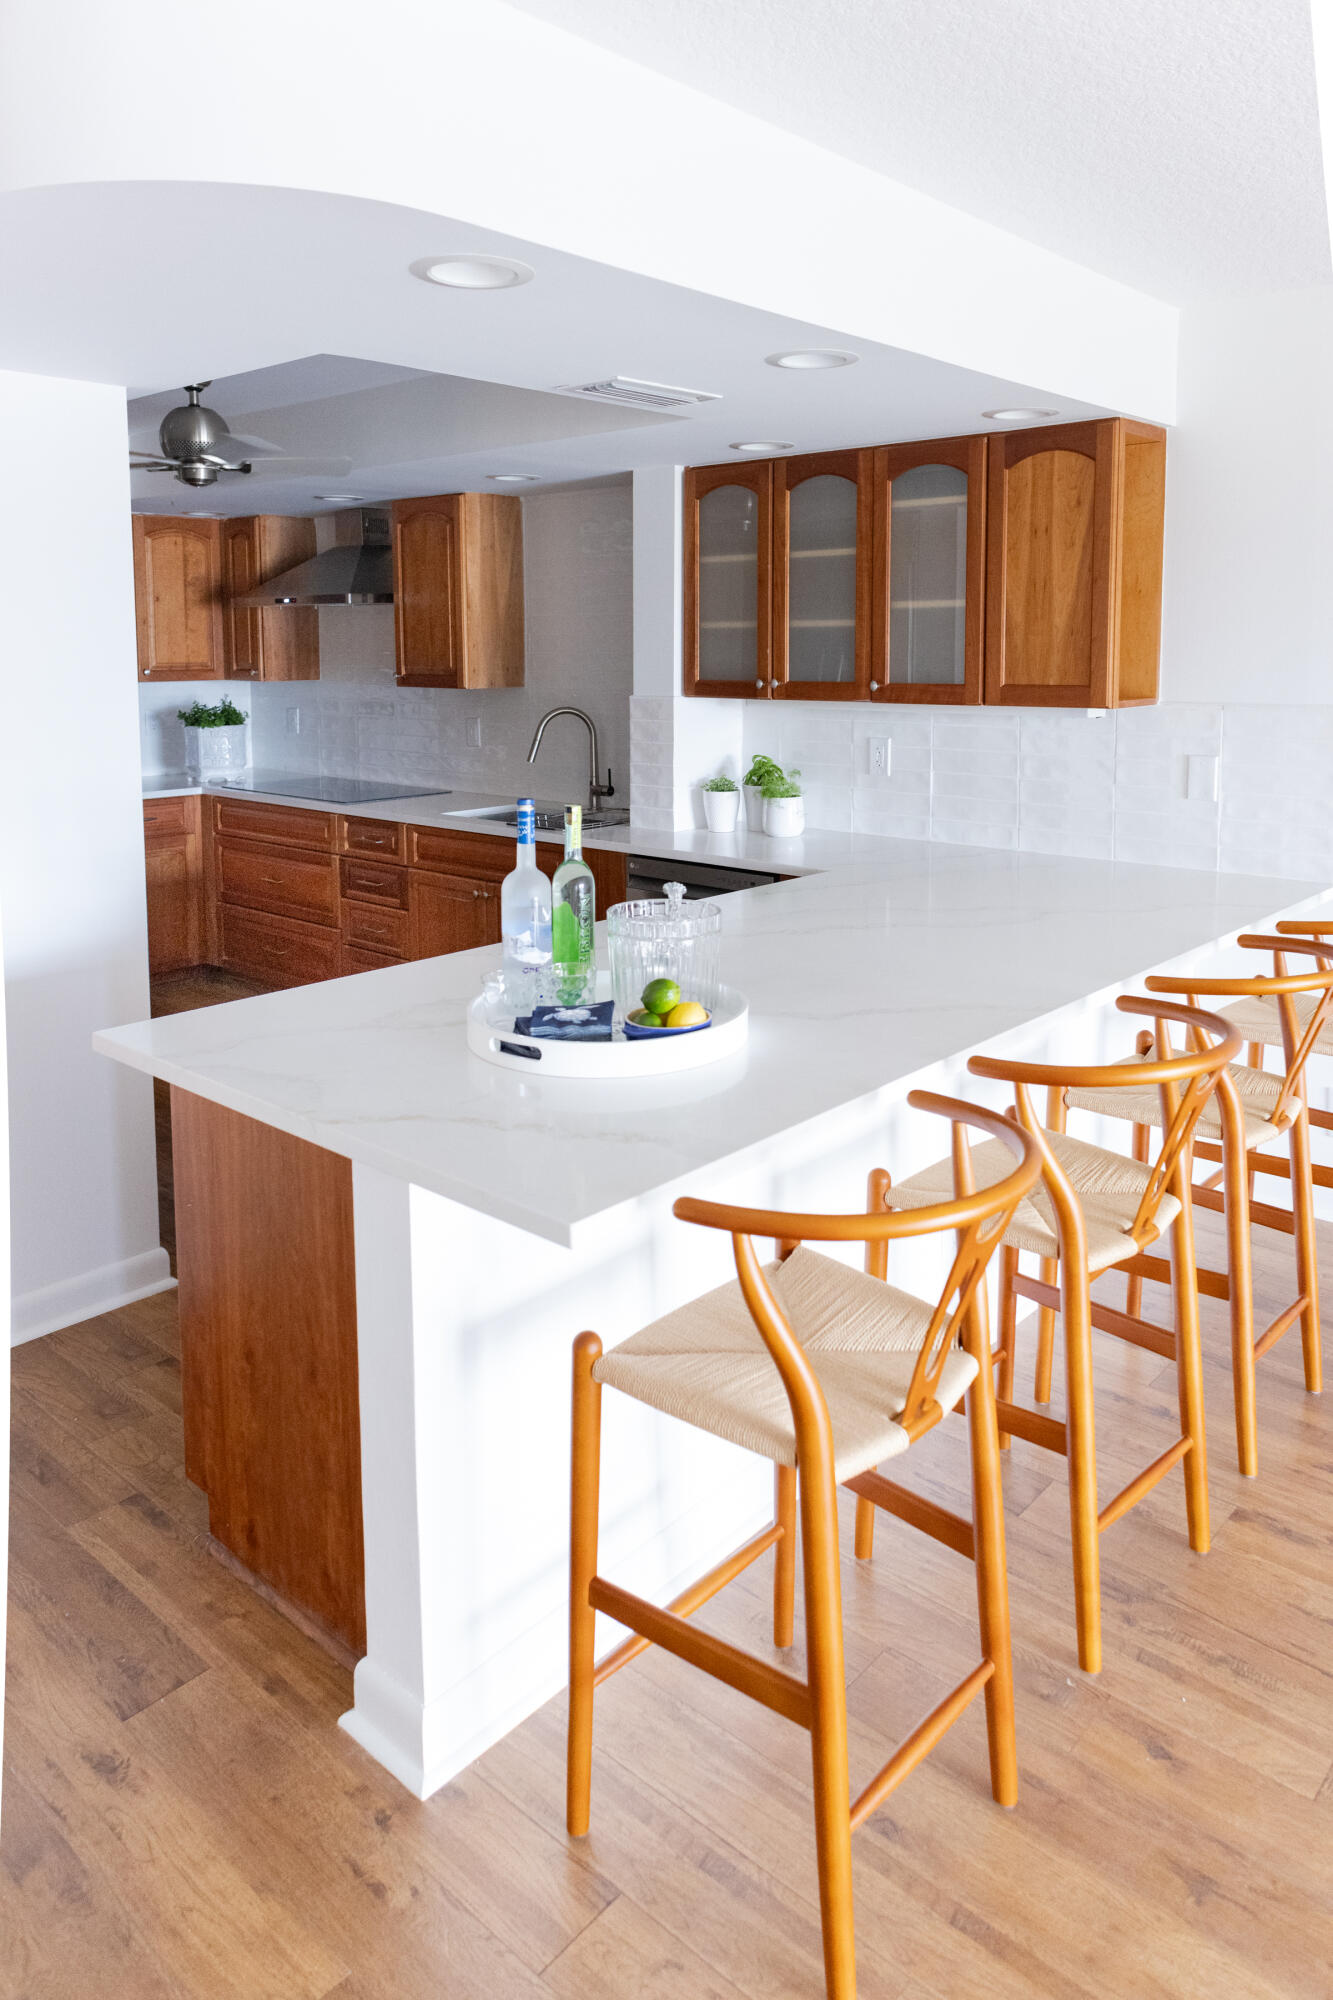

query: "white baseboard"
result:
(11, 1247), (175, 1345)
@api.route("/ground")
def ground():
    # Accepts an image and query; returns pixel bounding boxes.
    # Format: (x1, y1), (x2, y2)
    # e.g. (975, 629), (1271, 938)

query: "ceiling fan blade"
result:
(130, 456), (183, 471)
(222, 430), (287, 456)
(242, 456), (355, 479)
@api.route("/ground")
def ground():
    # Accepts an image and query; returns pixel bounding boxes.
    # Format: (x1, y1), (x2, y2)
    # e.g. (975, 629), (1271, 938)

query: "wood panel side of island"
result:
(171, 1088), (365, 1653)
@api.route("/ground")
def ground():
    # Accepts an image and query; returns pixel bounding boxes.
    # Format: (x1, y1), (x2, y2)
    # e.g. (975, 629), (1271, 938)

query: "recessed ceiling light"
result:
(488, 473), (539, 483)
(765, 349), (858, 370)
(411, 254), (535, 291)
(981, 407), (1060, 421)
(316, 493), (371, 502)
(730, 441), (795, 454)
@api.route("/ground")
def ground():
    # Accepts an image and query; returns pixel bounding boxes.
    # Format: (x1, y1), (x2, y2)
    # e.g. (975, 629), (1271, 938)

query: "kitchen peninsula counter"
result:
(96, 838), (1330, 1799)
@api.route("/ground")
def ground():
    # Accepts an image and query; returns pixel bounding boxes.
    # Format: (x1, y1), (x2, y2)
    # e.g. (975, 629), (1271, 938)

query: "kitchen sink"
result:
(465, 805), (630, 831)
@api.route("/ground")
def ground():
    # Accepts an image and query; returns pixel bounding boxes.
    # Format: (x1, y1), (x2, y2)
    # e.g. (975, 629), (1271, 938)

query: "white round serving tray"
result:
(468, 983), (749, 1077)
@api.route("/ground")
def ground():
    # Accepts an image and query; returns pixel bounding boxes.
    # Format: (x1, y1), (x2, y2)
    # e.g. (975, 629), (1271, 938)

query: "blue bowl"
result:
(623, 1011), (712, 1040)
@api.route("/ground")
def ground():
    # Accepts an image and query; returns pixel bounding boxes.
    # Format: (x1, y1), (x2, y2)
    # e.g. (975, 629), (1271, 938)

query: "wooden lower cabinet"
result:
(150, 795), (629, 988)
(219, 905), (342, 987)
(410, 872), (502, 958)
(172, 1088), (364, 1653)
(144, 796), (204, 972)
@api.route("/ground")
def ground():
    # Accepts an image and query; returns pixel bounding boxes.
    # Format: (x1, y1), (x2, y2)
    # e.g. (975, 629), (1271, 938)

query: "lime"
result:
(642, 977), (680, 1015)
(665, 1001), (709, 1028)
(629, 1009), (663, 1027)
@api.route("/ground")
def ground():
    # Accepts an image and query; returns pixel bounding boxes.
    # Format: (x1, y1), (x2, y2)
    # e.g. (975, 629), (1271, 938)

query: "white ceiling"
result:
(510, 0), (1331, 303)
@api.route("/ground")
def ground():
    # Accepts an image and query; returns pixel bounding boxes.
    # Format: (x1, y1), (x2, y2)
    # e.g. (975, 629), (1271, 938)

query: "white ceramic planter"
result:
(185, 722), (250, 780)
(702, 787), (741, 832)
(763, 794), (805, 838)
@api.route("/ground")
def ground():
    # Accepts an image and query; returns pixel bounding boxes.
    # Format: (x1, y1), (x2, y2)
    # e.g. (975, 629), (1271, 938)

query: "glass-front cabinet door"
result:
(683, 462), (773, 699)
(772, 449), (873, 700)
(871, 435), (987, 703)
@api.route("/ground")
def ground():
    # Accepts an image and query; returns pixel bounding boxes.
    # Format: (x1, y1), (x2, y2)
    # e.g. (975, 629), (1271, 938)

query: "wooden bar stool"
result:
(567, 1091), (1040, 2000)
(861, 998), (1240, 1676)
(1063, 937), (1333, 1476)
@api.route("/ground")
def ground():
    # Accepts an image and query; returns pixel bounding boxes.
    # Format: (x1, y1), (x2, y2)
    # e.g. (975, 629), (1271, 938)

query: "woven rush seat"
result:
(1219, 991), (1332, 1057)
(593, 1244), (979, 1483)
(1066, 1056), (1297, 1148)
(883, 1128), (1181, 1275)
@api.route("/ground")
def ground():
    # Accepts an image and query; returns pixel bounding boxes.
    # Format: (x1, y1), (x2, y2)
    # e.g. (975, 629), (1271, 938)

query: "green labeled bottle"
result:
(551, 805), (596, 1005)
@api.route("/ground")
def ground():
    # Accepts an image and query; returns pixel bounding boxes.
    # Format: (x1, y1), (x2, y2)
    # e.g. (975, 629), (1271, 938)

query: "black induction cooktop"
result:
(212, 773), (449, 806)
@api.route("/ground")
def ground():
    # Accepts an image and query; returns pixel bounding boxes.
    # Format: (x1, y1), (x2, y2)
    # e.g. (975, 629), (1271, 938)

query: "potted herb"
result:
(743, 753), (783, 830)
(762, 769), (805, 839)
(701, 772), (741, 832)
(177, 697), (250, 780)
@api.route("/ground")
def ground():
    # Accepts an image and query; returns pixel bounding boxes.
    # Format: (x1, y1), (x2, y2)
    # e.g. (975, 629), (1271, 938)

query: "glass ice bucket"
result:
(606, 882), (722, 1021)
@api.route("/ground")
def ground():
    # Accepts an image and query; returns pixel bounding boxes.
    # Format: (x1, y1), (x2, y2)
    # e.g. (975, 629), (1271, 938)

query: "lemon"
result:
(629, 1008), (663, 1027)
(665, 1001), (709, 1028)
(642, 977), (680, 1016)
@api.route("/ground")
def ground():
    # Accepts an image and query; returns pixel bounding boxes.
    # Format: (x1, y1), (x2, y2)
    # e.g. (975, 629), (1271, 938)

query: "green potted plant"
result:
(743, 753), (783, 830)
(701, 771), (740, 832)
(762, 768), (804, 838)
(178, 697), (250, 780)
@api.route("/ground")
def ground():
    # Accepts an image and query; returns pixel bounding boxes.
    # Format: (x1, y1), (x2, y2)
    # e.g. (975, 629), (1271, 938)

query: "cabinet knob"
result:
(472, 888), (480, 898)
(755, 679), (764, 691)
(143, 667), (153, 676)
(869, 680), (880, 692)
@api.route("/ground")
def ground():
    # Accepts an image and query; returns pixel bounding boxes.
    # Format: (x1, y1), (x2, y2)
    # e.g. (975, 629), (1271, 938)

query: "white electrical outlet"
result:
(467, 716), (482, 748)
(868, 737), (891, 779)
(284, 707), (301, 736)
(1185, 753), (1218, 802)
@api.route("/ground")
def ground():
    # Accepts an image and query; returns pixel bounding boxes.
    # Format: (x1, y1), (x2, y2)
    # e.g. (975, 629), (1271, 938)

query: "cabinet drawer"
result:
(143, 795), (190, 837)
(339, 855), (409, 909)
(212, 798), (335, 850)
(341, 901), (409, 956)
(339, 815), (407, 861)
(408, 825), (509, 878)
(217, 840), (339, 926)
(341, 944), (403, 976)
(219, 906), (341, 988)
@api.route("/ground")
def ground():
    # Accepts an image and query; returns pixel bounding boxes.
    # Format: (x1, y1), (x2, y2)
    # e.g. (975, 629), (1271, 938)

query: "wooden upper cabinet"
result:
(133, 515), (224, 680)
(871, 435), (987, 706)
(220, 516), (320, 681)
(773, 449), (874, 702)
(392, 492), (525, 689)
(683, 461), (773, 699)
(985, 417), (1165, 708)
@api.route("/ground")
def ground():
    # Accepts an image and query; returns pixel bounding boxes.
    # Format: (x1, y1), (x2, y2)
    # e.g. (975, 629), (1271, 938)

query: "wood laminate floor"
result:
(4, 1210), (1333, 1998)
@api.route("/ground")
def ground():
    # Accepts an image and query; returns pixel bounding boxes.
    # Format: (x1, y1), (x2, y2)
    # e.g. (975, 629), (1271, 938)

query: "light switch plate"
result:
(284, 706), (301, 736)
(467, 716), (483, 747)
(1185, 754), (1219, 803)
(868, 737), (891, 779)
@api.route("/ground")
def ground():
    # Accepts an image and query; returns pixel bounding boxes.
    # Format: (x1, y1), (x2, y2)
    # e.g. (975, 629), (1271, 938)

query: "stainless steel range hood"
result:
(236, 507), (393, 606)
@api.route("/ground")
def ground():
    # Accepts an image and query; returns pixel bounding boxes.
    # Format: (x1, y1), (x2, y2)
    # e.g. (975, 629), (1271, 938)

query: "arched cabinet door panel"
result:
(683, 463), (774, 699)
(871, 435), (986, 705)
(985, 418), (1164, 708)
(772, 449), (874, 702)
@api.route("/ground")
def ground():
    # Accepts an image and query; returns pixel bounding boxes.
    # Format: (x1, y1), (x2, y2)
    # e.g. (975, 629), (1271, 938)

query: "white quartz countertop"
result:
(98, 835), (1328, 1243)
(141, 774), (863, 875)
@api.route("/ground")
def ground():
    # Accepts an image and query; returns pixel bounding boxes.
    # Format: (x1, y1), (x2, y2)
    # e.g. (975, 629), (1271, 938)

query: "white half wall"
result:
(0, 371), (169, 1343)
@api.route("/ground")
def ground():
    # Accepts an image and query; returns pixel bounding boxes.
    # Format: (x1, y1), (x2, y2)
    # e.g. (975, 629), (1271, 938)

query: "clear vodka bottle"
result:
(500, 798), (552, 1016)
(551, 805), (596, 1006)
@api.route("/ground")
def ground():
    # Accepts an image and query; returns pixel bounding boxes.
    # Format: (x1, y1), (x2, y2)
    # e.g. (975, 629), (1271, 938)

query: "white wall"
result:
(139, 485), (634, 805)
(1, 372), (169, 1343)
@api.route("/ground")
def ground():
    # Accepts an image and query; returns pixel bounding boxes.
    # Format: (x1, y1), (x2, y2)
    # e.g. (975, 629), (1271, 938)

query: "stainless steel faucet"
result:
(526, 706), (614, 808)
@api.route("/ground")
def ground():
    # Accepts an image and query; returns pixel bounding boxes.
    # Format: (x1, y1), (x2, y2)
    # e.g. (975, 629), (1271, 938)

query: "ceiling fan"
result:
(129, 383), (352, 488)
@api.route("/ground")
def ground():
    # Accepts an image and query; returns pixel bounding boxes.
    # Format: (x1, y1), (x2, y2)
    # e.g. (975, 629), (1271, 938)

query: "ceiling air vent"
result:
(554, 375), (722, 411)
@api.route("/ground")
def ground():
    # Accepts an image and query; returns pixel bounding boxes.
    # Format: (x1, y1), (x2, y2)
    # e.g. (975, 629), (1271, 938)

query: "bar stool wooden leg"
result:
(855, 1167), (893, 1560)
(1218, 1087), (1258, 1477)
(1034, 1087), (1067, 1403)
(853, 1493), (875, 1560)
(1169, 1203), (1211, 1555)
(1290, 1104), (1322, 1394)
(1062, 1268), (1102, 1674)
(567, 1332), (603, 1838)
(1125, 1121), (1150, 1319)
(964, 1301), (1017, 1806)
(799, 1467), (856, 2000)
(774, 1465), (797, 1645)
(995, 1244), (1018, 1452)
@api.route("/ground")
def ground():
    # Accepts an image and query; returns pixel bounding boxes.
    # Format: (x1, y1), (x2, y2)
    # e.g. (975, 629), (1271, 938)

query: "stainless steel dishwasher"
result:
(625, 855), (782, 901)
